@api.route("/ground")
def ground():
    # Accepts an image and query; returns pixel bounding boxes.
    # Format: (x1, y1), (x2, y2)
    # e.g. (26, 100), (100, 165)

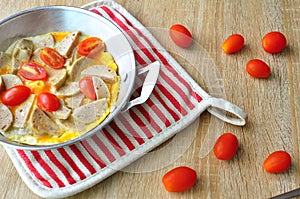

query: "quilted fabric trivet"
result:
(4, 1), (247, 198)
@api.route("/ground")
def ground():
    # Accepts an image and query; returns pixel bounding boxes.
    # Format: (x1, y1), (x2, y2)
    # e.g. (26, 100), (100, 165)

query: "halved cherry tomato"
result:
(77, 37), (104, 57)
(1, 85), (31, 106)
(213, 132), (238, 160)
(162, 166), (197, 192)
(246, 59), (271, 78)
(222, 34), (244, 54)
(39, 47), (65, 69)
(169, 24), (193, 48)
(263, 151), (291, 173)
(79, 76), (96, 100)
(37, 92), (60, 112)
(262, 31), (287, 53)
(19, 62), (47, 81)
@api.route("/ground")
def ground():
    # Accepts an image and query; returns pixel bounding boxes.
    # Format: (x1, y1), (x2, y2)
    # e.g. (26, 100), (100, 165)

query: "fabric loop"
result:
(207, 97), (247, 126)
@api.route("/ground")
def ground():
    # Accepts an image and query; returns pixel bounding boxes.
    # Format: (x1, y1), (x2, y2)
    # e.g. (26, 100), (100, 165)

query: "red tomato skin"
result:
(169, 24), (193, 48)
(1, 85), (31, 106)
(162, 166), (197, 192)
(213, 132), (238, 160)
(37, 92), (60, 112)
(79, 76), (96, 100)
(262, 32), (287, 53)
(39, 47), (65, 69)
(19, 62), (48, 81)
(222, 34), (245, 54)
(263, 151), (291, 173)
(77, 37), (104, 57)
(246, 59), (271, 78)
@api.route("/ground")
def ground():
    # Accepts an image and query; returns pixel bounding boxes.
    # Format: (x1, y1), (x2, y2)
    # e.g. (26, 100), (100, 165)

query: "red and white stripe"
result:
(14, 5), (204, 189)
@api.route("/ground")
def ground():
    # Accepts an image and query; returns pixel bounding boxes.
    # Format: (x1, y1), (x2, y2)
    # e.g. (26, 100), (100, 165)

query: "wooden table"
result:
(0, 0), (299, 198)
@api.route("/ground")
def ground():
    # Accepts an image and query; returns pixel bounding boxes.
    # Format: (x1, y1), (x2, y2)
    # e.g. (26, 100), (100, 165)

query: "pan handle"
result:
(122, 61), (160, 112)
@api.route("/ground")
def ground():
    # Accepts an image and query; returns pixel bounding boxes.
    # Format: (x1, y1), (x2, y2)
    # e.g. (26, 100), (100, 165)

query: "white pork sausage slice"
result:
(92, 76), (110, 100)
(0, 103), (13, 132)
(65, 92), (84, 109)
(45, 66), (67, 90)
(73, 98), (108, 124)
(29, 106), (60, 136)
(13, 94), (35, 128)
(0, 52), (11, 69)
(54, 81), (80, 97)
(56, 31), (81, 58)
(31, 33), (55, 49)
(81, 65), (117, 83)
(12, 39), (34, 62)
(50, 99), (72, 120)
(1, 74), (23, 89)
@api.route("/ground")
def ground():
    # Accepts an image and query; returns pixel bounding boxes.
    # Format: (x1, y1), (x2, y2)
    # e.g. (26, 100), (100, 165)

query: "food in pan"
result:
(0, 31), (120, 145)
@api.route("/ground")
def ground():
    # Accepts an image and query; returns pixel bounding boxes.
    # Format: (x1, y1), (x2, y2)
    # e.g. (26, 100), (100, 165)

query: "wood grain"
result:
(0, 0), (299, 198)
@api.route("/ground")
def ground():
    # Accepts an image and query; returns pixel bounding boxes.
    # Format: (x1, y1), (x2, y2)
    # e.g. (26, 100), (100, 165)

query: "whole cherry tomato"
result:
(37, 92), (60, 112)
(1, 85), (31, 106)
(262, 31), (287, 53)
(162, 166), (197, 192)
(213, 132), (238, 160)
(79, 76), (96, 100)
(77, 37), (104, 57)
(246, 59), (271, 78)
(169, 24), (193, 48)
(222, 34), (245, 54)
(19, 62), (47, 81)
(39, 47), (65, 69)
(263, 151), (291, 173)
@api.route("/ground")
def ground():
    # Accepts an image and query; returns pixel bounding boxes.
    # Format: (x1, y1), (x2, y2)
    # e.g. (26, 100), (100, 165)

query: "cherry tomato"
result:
(162, 166), (197, 192)
(1, 85), (31, 106)
(246, 59), (271, 78)
(222, 34), (244, 54)
(262, 31), (287, 53)
(79, 76), (96, 100)
(37, 92), (60, 112)
(77, 37), (104, 57)
(263, 151), (291, 173)
(213, 132), (238, 160)
(19, 62), (47, 81)
(169, 24), (193, 48)
(39, 47), (65, 69)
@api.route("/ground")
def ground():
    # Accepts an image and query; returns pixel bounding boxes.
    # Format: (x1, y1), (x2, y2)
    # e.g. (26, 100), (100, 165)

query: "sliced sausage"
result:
(60, 116), (86, 132)
(31, 33), (55, 49)
(45, 66), (67, 89)
(73, 98), (108, 124)
(81, 65), (117, 83)
(12, 39), (34, 62)
(56, 31), (81, 58)
(0, 52), (11, 69)
(31, 48), (42, 63)
(50, 99), (71, 120)
(68, 56), (92, 81)
(29, 105), (60, 136)
(11, 57), (20, 74)
(65, 92), (84, 109)
(1, 74), (23, 89)
(0, 103), (13, 132)
(54, 81), (80, 97)
(13, 94), (35, 128)
(92, 76), (110, 99)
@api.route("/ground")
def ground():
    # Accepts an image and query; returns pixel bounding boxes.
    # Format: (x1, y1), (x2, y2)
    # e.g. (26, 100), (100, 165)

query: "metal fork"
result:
(270, 188), (300, 199)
